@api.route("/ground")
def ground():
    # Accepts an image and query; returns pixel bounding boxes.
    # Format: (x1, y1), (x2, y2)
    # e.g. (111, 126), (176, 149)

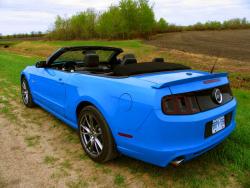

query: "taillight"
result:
(162, 94), (200, 115)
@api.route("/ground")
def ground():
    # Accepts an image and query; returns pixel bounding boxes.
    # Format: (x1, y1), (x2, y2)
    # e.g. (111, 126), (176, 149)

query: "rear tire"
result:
(78, 105), (118, 163)
(21, 77), (35, 107)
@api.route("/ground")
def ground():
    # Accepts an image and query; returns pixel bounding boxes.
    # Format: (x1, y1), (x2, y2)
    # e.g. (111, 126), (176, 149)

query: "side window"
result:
(96, 51), (113, 62)
(52, 51), (84, 65)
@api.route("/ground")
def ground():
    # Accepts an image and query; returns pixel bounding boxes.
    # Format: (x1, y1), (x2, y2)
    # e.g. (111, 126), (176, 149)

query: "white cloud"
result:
(0, 0), (250, 35)
(154, 0), (250, 25)
(0, 10), (55, 34)
(0, 0), (119, 34)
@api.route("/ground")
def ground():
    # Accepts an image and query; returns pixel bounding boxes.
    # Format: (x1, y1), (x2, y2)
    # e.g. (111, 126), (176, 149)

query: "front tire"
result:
(21, 77), (35, 107)
(78, 106), (118, 163)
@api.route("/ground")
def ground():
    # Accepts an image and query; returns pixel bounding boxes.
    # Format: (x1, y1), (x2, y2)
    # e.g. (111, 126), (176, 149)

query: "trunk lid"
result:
(134, 70), (229, 94)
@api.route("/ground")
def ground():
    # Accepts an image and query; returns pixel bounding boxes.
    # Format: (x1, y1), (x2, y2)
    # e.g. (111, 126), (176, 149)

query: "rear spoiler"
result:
(152, 73), (228, 89)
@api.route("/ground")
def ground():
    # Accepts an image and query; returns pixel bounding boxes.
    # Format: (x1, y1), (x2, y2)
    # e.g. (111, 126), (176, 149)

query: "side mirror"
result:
(35, 61), (46, 68)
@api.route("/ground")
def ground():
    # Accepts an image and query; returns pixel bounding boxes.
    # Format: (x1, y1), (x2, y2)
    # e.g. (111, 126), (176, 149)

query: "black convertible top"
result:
(113, 62), (191, 76)
(44, 46), (190, 76)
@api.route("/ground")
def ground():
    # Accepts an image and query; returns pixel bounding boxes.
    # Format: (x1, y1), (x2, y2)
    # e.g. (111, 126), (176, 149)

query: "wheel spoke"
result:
(25, 95), (28, 102)
(92, 122), (100, 132)
(94, 142), (100, 154)
(81, 125), (91, 133)
(83, 132), (91, 136)
(88, 115), (94, 126)
(95, 138), (103, 150)
(22, 91), (28, 95)
(86, 140), (91, 147)
(95, 132), (102, 137)
(80, 112), (104, 157)
(88, 115), (96, 132)
(89, 140), (95, 151)
(84, 115), (92, 128)
(22, 82), (27, 90)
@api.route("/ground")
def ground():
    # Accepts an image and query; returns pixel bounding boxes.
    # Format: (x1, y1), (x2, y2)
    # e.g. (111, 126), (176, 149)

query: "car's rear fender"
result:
(65, 74), (155, 136)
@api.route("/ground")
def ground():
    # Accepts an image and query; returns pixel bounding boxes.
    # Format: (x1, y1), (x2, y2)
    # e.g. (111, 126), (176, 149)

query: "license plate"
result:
(212, 116), (225, 134)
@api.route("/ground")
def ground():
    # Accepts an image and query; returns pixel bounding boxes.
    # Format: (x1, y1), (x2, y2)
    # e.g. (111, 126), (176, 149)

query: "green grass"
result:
(114, 174), (125, 186)
(24, 135), (40, 147)
(0, 51), (38, 85)
(32, 40), (143, 48)
(66, 179), (88, 188)
(44, 155), (59, 165)
(0, 49), (249, 187)
(50, 168), (69, 179)
(0, 106), (9, 114)
(60, 160), (72, 169)
(0, 40), (18, 47)
(63, 129), (79, 144)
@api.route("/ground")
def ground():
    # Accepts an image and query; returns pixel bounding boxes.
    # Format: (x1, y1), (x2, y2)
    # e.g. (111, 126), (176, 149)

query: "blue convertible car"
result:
(21, 46), (237, 167)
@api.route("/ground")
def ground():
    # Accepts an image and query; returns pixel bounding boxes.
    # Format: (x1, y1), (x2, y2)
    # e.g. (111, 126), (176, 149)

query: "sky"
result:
(0, 0), (250, 35)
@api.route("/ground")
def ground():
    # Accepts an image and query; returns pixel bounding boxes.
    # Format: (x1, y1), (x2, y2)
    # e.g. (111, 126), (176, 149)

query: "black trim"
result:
(161, 84), (233, 115)
(113, 62), (190, 76)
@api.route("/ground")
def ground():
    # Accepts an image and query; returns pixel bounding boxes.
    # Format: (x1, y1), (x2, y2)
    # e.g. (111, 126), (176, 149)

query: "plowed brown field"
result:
(146, 29), (250, 62)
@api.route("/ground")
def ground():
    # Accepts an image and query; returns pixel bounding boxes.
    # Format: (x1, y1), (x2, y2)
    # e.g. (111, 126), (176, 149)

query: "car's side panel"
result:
(27, 66), (67, 117)
(33, 98), (77, 129)
(63, 74), (156, 137)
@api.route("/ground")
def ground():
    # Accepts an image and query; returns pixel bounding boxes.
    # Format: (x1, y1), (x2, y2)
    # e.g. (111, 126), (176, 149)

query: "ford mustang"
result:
(20, 46), (237, 167)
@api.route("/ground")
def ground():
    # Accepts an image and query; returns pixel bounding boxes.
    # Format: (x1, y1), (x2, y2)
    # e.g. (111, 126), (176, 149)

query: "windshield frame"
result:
(46, 46), (123, 67)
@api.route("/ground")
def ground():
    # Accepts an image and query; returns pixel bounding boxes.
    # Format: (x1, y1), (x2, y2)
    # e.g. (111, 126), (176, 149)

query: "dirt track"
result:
(146, 29), (250, 61)
(0, 83), (143, 188)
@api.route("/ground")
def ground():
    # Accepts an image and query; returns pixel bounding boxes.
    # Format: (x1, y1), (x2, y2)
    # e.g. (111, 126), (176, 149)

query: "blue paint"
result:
(21, 66), (237, 167)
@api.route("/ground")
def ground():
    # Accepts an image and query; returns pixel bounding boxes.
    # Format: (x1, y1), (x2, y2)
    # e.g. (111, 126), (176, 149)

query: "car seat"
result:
(121, 54), (137, 65)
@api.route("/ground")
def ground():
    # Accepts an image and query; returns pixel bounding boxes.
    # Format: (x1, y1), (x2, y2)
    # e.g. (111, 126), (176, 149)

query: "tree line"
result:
(1, 0), (250, 40)
(154, 18), (250, 33)
(48, 0), (166, 40)
(0, 31), (44, 40)
(48, 0), (250, 40)
(185, 18), (250, 31)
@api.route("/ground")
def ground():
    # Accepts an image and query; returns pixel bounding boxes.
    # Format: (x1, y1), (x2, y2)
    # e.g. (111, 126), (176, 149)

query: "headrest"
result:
(121, 54), (137, 65)
(84, 53), (99, 67)
(152, 58), (164, 63)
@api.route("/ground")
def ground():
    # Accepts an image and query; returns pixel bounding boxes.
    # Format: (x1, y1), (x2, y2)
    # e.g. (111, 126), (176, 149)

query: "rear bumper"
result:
(117, 98), (237, 167)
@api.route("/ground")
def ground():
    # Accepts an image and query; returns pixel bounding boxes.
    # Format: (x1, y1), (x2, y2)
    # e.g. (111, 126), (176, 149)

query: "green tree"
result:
(156, 18), (168, 32)
(137, 0), (155, 37)
(70, 9), (97, 39)
(50, 15), (71, 39)
(97, 6), (124, 39)
(119, 0), (139, 38)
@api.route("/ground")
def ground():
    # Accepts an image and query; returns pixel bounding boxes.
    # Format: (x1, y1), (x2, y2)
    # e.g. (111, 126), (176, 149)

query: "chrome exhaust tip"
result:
(171, 158), (184, 167)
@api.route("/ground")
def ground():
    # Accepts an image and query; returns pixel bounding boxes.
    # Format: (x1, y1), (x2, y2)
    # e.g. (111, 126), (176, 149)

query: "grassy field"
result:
(0, 40), (249, 187)
(1, 38), (250, 89)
